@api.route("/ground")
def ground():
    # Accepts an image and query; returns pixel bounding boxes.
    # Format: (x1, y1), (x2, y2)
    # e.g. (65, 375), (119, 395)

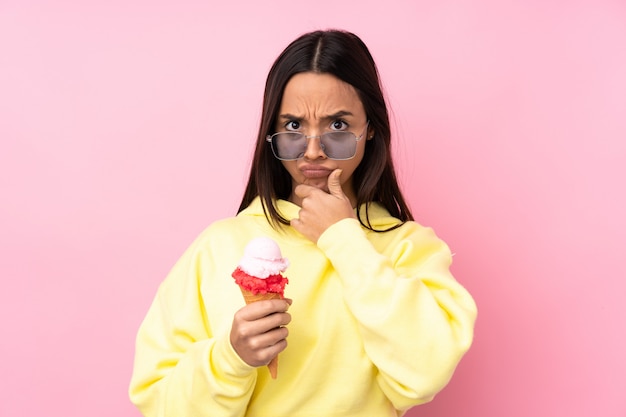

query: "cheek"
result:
(337, 157), (362, 183)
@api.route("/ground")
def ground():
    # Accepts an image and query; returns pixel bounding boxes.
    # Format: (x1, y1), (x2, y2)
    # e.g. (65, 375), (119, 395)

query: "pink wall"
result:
(1, 1), (625, 416)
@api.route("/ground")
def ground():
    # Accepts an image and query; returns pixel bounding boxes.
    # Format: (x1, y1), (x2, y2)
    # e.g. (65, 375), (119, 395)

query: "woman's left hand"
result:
(291, 169), (356, 243)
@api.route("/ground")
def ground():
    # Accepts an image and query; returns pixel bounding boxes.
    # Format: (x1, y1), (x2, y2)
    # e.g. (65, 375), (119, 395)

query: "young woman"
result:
(129, 29), (477, 417)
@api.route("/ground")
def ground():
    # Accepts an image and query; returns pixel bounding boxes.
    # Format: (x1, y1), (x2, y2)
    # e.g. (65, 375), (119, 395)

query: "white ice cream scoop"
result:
(238, 237), (289, 278)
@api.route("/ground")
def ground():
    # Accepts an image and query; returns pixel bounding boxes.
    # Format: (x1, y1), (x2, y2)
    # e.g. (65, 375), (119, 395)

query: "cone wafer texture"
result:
(240, 288), (283, 303)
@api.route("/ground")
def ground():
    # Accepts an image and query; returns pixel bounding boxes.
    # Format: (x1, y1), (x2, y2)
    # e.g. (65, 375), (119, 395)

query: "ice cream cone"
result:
(240, 288), (282, 379)
(267, 355), (278, 379)
(233, 237), (289, 380)
(240, 288), (282, 304)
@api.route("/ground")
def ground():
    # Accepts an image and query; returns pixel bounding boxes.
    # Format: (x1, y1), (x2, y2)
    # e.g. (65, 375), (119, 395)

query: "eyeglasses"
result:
(266, 122), (370, 161)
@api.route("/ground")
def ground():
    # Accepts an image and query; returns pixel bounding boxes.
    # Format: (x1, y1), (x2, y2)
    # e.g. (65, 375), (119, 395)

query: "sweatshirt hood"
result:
(239, 197), (403, 231)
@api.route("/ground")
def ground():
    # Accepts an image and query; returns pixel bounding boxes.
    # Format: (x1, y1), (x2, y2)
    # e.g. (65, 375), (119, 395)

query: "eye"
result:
(330, 120), (348, 131)
(284, 120), (301, 131)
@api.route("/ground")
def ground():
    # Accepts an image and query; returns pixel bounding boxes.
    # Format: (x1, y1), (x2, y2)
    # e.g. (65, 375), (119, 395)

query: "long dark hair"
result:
(237, 29), (413, 231)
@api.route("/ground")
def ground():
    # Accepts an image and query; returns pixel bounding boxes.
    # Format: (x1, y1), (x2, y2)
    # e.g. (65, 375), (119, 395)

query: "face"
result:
(275, 72), (372, 207)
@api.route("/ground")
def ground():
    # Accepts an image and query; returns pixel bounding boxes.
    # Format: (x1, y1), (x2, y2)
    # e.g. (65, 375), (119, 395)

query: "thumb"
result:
(327, 169), (345, 198)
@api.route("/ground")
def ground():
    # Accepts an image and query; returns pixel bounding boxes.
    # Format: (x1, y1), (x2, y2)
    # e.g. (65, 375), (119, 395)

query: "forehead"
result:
(279, 72), (365, 118)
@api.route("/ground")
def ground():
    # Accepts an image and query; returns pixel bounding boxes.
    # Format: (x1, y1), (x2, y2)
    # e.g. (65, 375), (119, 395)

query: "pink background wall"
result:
(1, 1), (625, 416)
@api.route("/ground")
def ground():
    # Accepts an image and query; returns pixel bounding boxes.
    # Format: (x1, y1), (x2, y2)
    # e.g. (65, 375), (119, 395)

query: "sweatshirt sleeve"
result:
(317, 218), (477, 411)
(128, 236), (257, 417)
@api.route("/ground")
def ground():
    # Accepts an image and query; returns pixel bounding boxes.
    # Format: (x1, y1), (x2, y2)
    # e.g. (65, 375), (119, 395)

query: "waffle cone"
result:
(240, 289), (283, 304)
(240, 288), (282, 379)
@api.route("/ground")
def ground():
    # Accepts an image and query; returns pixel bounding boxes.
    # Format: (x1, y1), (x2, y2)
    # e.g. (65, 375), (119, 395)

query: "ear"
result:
(367, 128), (375, 140)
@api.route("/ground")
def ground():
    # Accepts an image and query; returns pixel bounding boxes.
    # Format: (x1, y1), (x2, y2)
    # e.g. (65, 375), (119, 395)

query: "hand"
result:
(230, 298), (292, 368)
(291, 169), (357, 243)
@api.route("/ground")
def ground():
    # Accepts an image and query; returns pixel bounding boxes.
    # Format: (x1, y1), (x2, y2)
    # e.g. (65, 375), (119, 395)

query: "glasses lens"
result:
(320, 132), (357, 160)
(272, 132), (307, 160)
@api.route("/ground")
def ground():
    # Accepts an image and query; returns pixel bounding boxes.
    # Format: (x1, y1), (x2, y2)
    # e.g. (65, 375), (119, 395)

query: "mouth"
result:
(299, 166), (333, 179)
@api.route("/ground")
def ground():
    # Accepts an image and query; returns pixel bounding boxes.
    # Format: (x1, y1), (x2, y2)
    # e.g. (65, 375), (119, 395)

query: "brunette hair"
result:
(237, 29), (413, 230)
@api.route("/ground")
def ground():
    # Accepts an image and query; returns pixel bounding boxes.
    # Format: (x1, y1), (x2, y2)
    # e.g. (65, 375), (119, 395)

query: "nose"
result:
(303, 134), (327, 160)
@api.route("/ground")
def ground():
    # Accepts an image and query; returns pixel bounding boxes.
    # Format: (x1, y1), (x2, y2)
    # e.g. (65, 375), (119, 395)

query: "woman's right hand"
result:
(230, 298), (292, 368)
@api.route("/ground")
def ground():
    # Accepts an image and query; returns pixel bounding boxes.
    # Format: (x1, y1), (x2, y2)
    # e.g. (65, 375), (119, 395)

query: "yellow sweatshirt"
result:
(129, 198), (477, 417)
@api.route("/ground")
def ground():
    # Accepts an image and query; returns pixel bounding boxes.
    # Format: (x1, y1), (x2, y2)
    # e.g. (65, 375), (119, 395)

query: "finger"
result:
(242, 310), (291, 334)
(236, 299), (291, 321)
(256, 311), (292, 331)
(256, 337), (289, 366)
(327, 169), (345, 198)
(251, 326), (290, 350)
(293, 183), (317, 199)
(240, 329), (289, 367)
(232, 311), (291, 346)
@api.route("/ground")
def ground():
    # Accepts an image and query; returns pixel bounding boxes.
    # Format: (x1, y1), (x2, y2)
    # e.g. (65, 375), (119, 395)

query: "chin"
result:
(302, 178), (329, 191)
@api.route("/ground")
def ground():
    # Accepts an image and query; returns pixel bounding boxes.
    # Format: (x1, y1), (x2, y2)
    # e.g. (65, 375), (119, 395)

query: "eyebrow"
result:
(277, 111), (355, 121)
